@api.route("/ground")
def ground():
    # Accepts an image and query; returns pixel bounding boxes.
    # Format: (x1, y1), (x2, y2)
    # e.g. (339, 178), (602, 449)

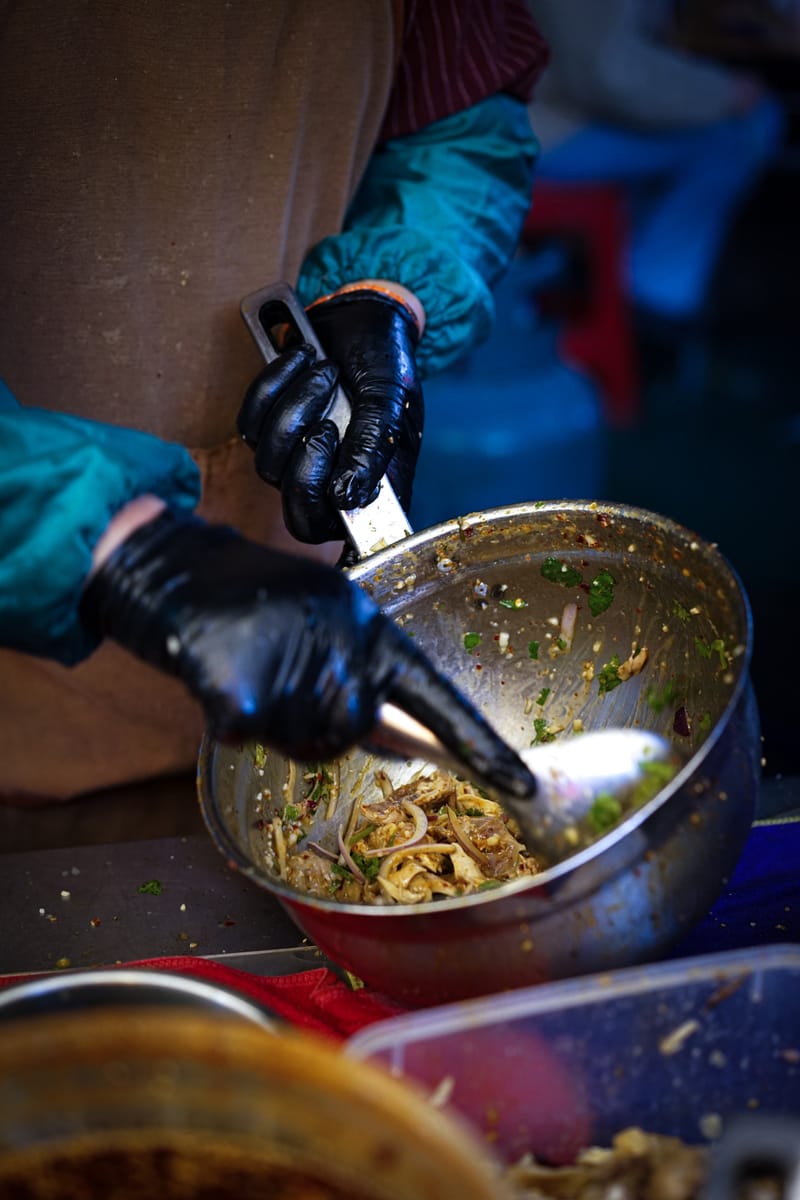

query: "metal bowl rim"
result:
(0, 967), (277, 1031)
(197, 498), (754, 917)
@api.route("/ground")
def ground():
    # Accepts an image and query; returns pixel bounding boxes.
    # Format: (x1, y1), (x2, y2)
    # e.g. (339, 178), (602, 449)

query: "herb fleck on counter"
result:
(137, 879), (163, 896)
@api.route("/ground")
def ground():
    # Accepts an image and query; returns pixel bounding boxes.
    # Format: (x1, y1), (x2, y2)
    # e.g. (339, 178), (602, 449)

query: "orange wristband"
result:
(307, 281), (423, 335)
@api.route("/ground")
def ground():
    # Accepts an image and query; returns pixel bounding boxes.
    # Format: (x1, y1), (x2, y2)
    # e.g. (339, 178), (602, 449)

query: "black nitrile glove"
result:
(238, 288), (423, 544)
(78, 509), (536, 797)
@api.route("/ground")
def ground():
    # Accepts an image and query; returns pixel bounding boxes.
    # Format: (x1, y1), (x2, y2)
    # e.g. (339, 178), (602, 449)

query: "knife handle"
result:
(240, 282), (413, 561)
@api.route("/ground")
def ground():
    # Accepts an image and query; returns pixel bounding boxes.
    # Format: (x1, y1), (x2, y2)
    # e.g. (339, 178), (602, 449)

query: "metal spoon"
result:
(301, 702), (679, 868)
(240, 284), (680, 867)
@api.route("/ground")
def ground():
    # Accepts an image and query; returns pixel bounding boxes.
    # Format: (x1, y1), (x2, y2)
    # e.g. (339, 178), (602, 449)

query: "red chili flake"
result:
(89, 917), (102, 928)
(221, 919), (237, 927)
(252, 818), (267, 830)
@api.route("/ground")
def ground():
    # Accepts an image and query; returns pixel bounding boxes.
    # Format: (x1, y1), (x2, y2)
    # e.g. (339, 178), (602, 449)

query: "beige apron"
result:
(0, 0), (399, 802)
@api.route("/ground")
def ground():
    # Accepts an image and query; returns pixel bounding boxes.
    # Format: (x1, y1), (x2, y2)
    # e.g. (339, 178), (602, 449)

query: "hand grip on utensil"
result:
(240, 282), (413, 561)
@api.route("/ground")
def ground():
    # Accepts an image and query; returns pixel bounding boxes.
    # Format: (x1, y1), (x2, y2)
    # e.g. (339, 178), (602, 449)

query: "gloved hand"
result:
(79, 508), (535, 797)
(237, 286), (424, 545)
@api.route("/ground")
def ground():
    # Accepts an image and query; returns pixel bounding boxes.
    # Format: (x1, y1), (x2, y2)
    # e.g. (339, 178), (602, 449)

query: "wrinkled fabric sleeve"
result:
(0, 382), (201, 665)
(296, 94), (538, 378)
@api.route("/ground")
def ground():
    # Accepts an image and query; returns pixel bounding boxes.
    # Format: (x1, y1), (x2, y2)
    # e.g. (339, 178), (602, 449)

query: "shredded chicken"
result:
(506, 1127), (709, 1199)
(267, 768), (541, 905)
(505, 1125), (784, 1199)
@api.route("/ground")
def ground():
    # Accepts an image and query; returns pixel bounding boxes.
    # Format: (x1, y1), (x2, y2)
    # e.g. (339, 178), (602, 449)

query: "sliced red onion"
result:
(362, 800), (429, 859)
(673, 706), (692, 737)
(560, 601), (578, 648)
(306, 840), (339, 862)
(337, 827), (366, 883)
(446, 807), (489, 867)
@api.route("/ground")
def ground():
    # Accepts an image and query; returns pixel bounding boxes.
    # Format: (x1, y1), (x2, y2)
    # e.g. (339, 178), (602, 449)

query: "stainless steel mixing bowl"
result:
(198, 500), (760, 1007)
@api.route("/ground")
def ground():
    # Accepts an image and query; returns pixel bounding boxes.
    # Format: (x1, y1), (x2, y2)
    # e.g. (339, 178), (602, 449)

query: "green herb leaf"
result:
(137, 880), (162, 896)
(477, 880), (502, 892)
(646, 680), (678, 713)
(673, 601), (692, 623)
(532, 717), (556, 744)
(629, 758), (678, 808)
(308, 764), (334, 804)
(541, 556), (583, 588)
(350, 852), (381, 881)
(463, 631), (482, 651)
(283, 804), (299, 822)
(699, 712), (713, 732)
(536, 687), (551, 706)
(499, 597), (528, 609)
(588, 569), (616, 617)
(588, 792), (622, 833)
(597, 655), (622, 694)
(528, 640), (540, 660)
(253, 744), (268, 769)
(695, 636), (730, 667)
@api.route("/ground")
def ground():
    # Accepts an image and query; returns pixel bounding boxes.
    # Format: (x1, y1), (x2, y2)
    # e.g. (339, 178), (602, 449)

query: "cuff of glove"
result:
(307, 280), (425, 338)
(79, 507), (213, 676)
(296, 228), (494, 380)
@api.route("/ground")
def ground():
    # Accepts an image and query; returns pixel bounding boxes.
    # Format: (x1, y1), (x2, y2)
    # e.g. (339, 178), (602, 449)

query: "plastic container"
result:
(345, 944), (800, 1167)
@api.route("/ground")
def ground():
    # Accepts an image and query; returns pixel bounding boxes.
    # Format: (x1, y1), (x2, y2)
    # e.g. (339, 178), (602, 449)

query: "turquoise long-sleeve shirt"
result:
(0, 384), (200, 665)
(299, 95), (539, 378)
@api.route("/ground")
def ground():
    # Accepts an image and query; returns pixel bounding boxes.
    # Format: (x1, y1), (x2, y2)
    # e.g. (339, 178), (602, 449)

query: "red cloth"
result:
(381, 0), (549, 141)
(0, 957), (405, 1041)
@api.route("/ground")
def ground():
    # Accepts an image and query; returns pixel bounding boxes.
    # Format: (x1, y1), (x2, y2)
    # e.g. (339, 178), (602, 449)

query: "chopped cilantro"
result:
(695, 636), (730, 667)
(463, 631), (482, 651)
(640, 759), (677, 786)
(477, 880), (502, 892)
(137, 880), (162, 896)
(283, 804), (299, 822)
(308, 764), (334, 805)
(541, 556), (583, 588)
(555, 637), (567, 651)
(331, 863), (352, 880)
(532, 717), (556, 744)
(646, 680), (678, 713)
(528, 640), (540, 660)
(597, 655), (622, 694)
(673, 601), (692, 623)
(588, 792), (622, 833)
(698, 712), (713, 732)
(351, 852), (381, 881)
(462, 806), (486, 817)
(253, 743), (268, 769)
(499, 596), (528, 609)
(630, 758), (678, 808)
(588, 568), (616, 617)
(536, 687), (551, 706)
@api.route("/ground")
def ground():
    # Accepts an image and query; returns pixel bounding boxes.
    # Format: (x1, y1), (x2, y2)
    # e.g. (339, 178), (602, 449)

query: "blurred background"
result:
(411, 0), (799, 784)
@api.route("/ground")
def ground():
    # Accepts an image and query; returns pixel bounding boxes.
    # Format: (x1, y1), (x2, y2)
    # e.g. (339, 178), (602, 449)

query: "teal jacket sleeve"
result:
(0, 382), (201, 666)
(296, 94), (539, 379)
